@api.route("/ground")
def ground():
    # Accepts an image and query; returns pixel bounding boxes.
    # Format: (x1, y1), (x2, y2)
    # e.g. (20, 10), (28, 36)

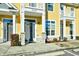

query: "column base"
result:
(20, 33), (25, 45)
(42, 32), (46, 43)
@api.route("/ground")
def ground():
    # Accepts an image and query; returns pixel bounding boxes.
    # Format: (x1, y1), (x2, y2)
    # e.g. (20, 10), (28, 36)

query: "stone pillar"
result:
(73, 20), (76, 40)
(20, 3), (25, 45)
(63, 19), (66, 39)
(13, 14), (16, 34)
(42, 4), (46, 43)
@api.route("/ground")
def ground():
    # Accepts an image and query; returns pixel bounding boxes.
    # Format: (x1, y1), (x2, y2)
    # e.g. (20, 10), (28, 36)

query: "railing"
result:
(24, 3), (45, 13)
(26, 3), (44, 10)
(60, 10), (64, 17)
(70, 11), (75, 17)
(60, 10), (75, 17)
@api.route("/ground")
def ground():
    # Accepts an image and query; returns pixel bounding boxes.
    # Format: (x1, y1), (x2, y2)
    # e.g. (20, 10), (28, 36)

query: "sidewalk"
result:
(0, 40), (79, 56)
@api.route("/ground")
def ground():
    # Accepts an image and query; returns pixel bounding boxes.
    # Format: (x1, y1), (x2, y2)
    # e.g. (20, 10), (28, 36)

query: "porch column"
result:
(42, 12), (45, 33)
(20, 3), (25, 45)
(13, 14), (16, 34)
(63, 19), (66, 39)
(73, 20), (76, 40)
(42, 4), (46, 43)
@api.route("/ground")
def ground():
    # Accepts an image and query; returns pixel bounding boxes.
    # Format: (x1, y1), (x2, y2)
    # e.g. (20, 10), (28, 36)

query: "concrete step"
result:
(73, 48), (79, 52)
(35, 51), (65, 56)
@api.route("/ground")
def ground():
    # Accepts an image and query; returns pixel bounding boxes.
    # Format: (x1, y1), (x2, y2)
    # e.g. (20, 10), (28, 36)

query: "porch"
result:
(20, 3), (46, 45)
(60, 19), (76, 40)
(0, 3), (18, 42)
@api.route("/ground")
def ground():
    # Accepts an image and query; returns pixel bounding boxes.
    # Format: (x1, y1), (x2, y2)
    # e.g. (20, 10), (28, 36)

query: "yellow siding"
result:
(75, 8), (79, 36)
(16, 15), (20, 35)
(48, 3), (60, 37)
(13, 3), (20, 10)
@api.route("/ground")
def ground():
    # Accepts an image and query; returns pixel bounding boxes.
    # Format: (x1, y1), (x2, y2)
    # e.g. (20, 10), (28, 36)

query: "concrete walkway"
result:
(0, 40), (79, 56)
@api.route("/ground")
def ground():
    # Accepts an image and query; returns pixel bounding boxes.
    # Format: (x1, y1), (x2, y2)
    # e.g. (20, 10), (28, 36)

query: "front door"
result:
(7, 23), (13, 41)
(60, 20), (63, 39)
(24, 20), (35, 43)
(70, 21), (74, 39)
(3, 19), (13, 42)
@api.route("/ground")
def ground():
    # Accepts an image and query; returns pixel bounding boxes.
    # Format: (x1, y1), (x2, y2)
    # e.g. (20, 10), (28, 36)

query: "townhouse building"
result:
(0, 3), (79, 45)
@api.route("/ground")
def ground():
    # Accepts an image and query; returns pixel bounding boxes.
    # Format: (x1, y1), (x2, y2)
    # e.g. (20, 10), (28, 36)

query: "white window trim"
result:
(46, 20), (56, 37)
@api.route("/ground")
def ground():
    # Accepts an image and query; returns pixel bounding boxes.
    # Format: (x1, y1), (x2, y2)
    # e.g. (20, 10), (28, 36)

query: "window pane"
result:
(29, 3), (36, 7)
(71, 7), (74, 11)
(51, 21), (55, 35)
(51, 21), (55, 25)
(46, 21), (50, 29)
(70, 24), (73, 31)
(51, 26), (55, 30)
(51, 30), (55, 35)
(46, 30), (50, 35)
(46, 21), (50, 36)
(48, 3), (53, 11)
(60, 5), (64, 10)
(51, 21), (55, 30)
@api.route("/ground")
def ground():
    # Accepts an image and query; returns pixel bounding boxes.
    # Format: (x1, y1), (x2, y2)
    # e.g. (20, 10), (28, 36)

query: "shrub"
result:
(76, 36), (79, 40)
(58, 37), (61, 42)
(63, 37), (67, 42)
(53, 38), (58, 42)
(45, 37), (48, 43)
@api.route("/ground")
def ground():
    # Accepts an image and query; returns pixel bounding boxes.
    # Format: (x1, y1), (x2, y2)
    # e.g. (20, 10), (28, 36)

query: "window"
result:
(46, 21), (50, 35)
(71, 7), (74, 11)
(60, 5), (64, 10)
(71, 7), (74, 16)
(46, 20), (55, 36)
(47, 3), (53, 11)
(51, 21), (55, 35)
(29, 3), (36, 7)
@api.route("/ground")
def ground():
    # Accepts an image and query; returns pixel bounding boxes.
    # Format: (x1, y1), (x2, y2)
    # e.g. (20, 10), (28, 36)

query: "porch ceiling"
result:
(25, 11), (42, 17)
(0, 11), (13, 15)
(62, 3), (79, 8)
(0, 3), (18, 15)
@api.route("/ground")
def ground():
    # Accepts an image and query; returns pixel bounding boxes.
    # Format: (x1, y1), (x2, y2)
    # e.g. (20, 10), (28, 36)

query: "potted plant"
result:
(53, 38), (58, 42)
(63, 37), (67, 42)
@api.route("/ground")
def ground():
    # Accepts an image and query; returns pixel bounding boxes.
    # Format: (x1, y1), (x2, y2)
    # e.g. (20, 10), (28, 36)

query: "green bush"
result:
(63, 37), (67, 42)
(53, 38), (58, 42)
